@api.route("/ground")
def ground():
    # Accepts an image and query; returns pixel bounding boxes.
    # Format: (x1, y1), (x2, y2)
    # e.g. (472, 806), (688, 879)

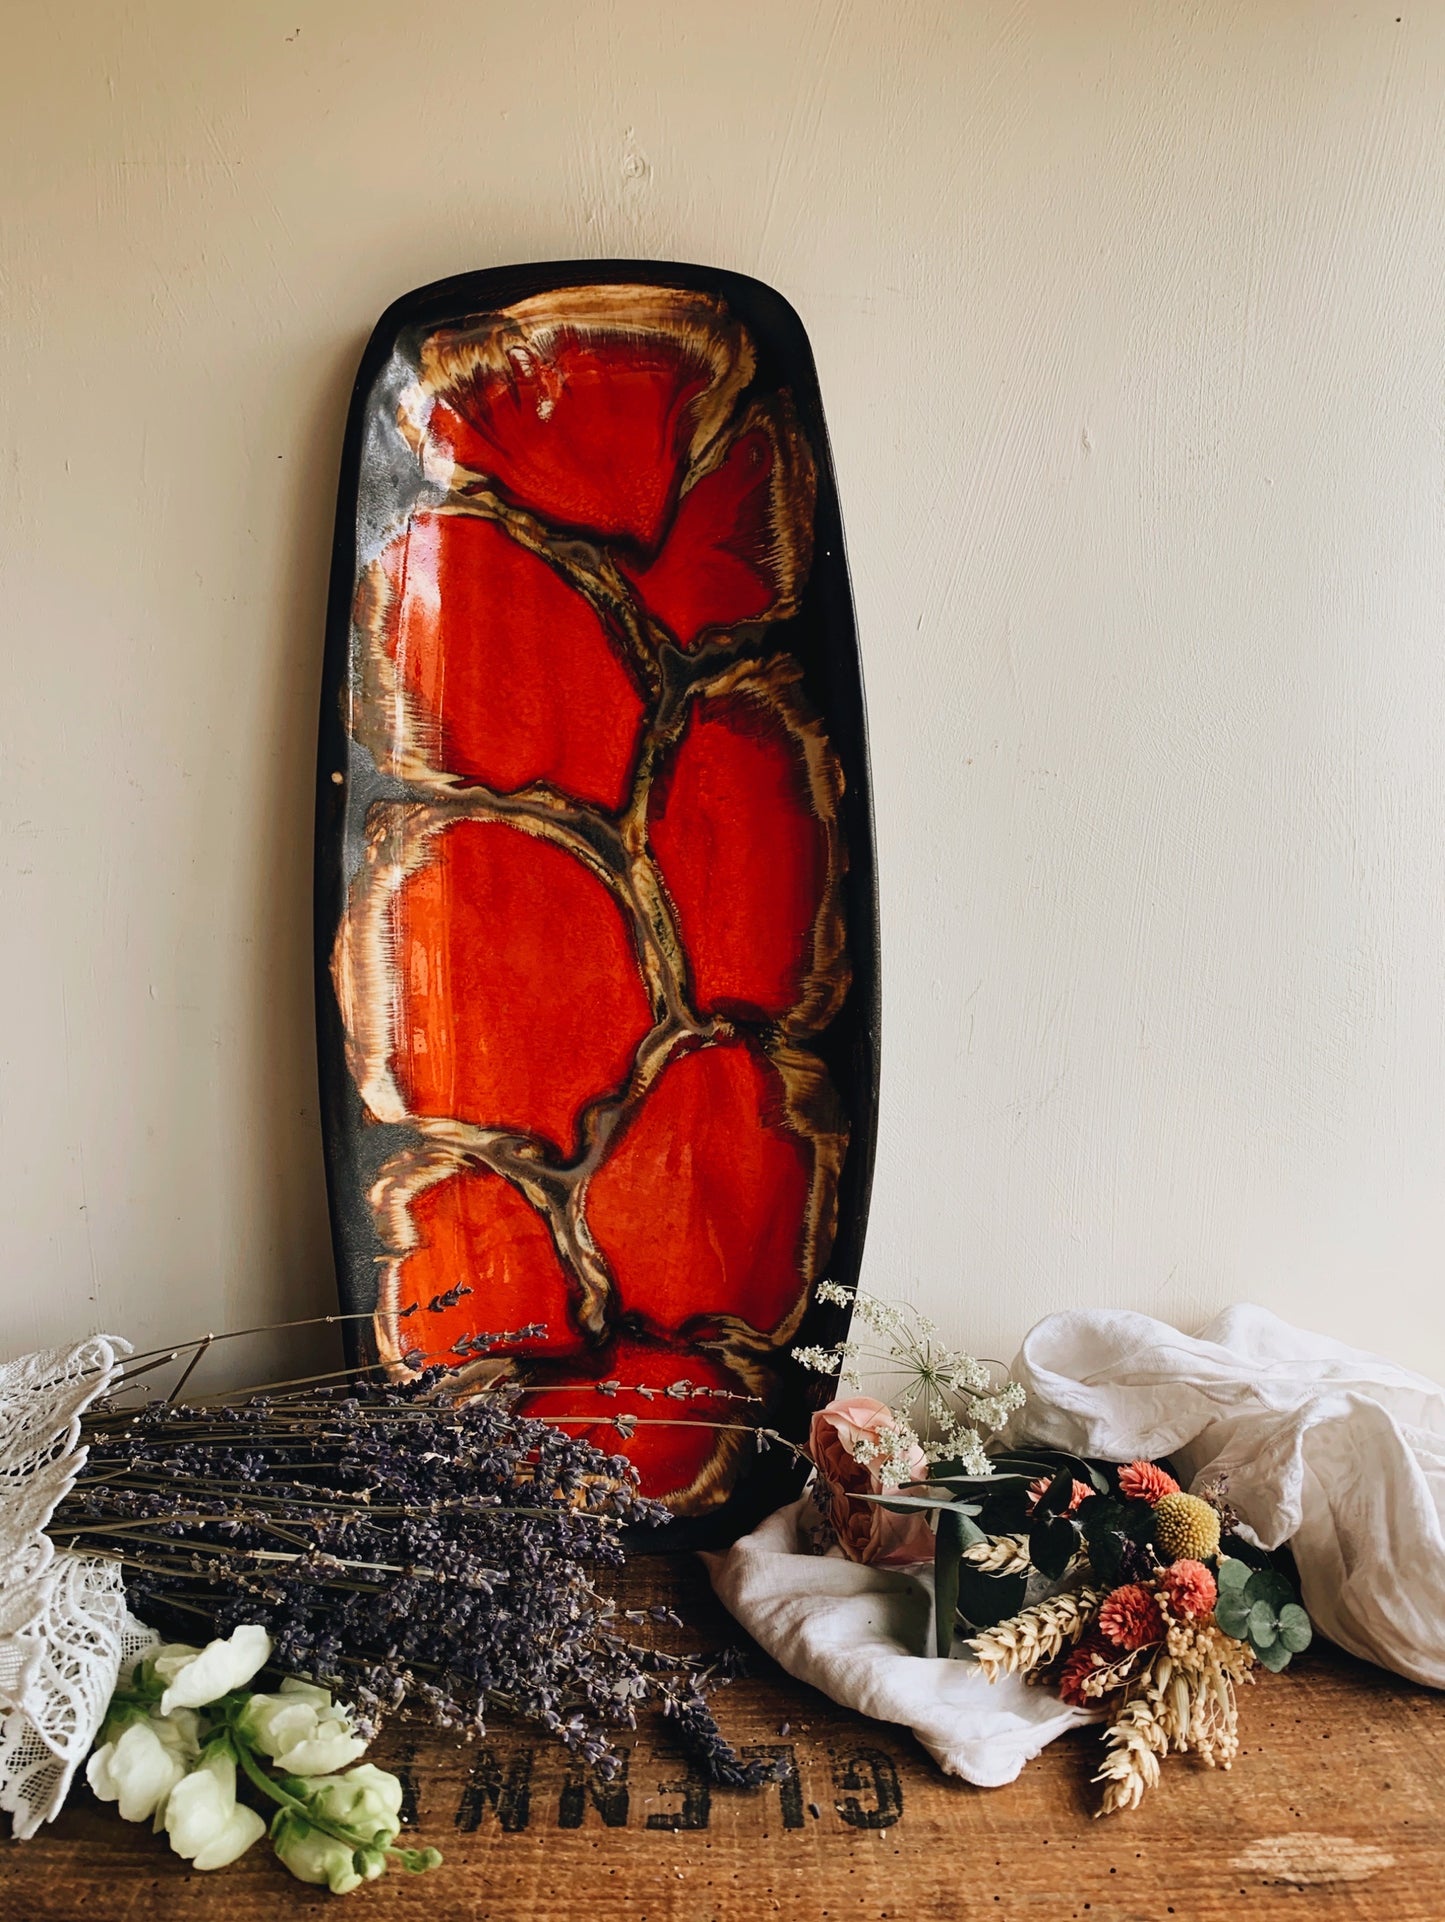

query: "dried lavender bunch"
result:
(51, 1367), (768, 1786)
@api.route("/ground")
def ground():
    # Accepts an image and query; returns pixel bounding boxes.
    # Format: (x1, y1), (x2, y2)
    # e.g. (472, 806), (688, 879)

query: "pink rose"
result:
(807, 1395), (934, 1566)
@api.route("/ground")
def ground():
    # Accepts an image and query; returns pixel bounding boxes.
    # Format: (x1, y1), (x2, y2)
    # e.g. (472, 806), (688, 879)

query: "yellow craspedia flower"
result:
(1153, 1492), (1221, 1563)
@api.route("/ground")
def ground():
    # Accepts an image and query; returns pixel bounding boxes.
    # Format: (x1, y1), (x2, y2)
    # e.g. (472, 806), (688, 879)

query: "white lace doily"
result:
(0, 1337), (155, 1838)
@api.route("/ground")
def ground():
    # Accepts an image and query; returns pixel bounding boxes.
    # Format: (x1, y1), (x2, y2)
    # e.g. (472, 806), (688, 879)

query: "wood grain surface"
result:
(3, 1556), (1439, 1921)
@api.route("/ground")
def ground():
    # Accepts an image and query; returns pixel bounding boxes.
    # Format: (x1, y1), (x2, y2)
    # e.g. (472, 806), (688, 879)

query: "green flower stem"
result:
(104, 1684), (160, 1712)
(230, 1733), (372, 1849)
(227, 1722), (438, 1872)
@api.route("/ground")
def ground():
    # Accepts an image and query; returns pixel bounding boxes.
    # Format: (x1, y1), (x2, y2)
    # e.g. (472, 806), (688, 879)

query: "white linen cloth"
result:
(1012, 1302), (1445, 1690)
(703, 1499), (1096, 1785)
(703, 1303), (1444, 1785)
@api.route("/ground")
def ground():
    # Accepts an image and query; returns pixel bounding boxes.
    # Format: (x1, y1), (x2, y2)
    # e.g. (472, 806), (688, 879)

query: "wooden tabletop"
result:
(4, 1556), (1440, 1921)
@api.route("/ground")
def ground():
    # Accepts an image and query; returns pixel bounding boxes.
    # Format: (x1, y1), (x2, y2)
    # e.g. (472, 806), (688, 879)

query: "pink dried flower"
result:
(1159, 1559), (1218, 1621)
(1057, 1633), (1113, 1706)
(1116, 1460), (1180, 1506)
(1097, 1583), (1166, 1651)
(1026, 1475), (1092, 1515)
(808, 1397), (933, 1567)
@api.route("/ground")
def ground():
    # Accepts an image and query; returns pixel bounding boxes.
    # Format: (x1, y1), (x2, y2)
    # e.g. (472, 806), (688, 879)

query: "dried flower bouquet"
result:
(791, 1287), (1314, 1816)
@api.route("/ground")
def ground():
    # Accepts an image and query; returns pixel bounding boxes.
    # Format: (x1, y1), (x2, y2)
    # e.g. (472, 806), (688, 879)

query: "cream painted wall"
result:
(4, 1), (1445, 1390)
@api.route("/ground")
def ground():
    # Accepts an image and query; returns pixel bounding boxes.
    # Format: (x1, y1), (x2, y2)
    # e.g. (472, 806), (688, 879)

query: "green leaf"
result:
(1217, 1557), (1253, 1593)
(1034, 1471), (1077, 1519)
(934, 1507), (966, 1658)
(1044, 1449), (1110, 1495)
(956, 1565), (1029, 1631)
(95, 1699), (153, 1745)
(970, 1485), (1036, 1536)
(1215, 1594), (1252, 1639)
(1077, 1495), (1155, 1588)
(926, 1458), (970, 1480)
(986, 1453), (1062, 1477)
(923, 1473), (1034, 1492)
(850, 1491), (983, 1530)
(1247, 1600), (1279, 1646)
(1244, 1568), (1296, 1612)
(1277, 1604), (1313, 1653)
(990, 1448), (1108, 1495)
(925, 1458), (1009, 1483)
(1029, 1513), (1081, 1582)
(1254, 1637), (1293, 1672)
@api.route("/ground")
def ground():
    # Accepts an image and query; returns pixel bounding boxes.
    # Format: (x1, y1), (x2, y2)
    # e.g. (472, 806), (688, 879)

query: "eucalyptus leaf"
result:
(956, 1564), (1029, 1632)
(1217, 1557), (1253, 1593)
(1001, 1448), (1110, 1495)
(969, 1484), (1037, 1537)
(850, 1491), (983, 1527)
(1247, 1600), (1279, 1646)
(1035, 1471), (1077, 1519)
(1255, 1637), (1293, 1673)
(1029, 1513), (1081, 1581)
(1215, 1594), (1252, 1638)
(923, 1473), (1034, 1493)
(934, 1507), (965, 1658)
(1278, 1604), (1313, 1653)
(1053, 1452), (1112, 1496)
(1257, 1573), (1298, 1612)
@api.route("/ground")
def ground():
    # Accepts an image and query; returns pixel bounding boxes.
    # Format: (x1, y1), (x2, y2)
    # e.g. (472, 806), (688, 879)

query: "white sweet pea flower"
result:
(86, 1709), (199, 1825)
(146, 1640), (200, 1683)
(273, 1819), (385, 1896)
(298, 1763), (405, 1846)
(272, 1764), (405, 1893)
(237, 1678), (368, 1776)
(164, 1748), (266, 1871)
(154, 1624), (272, 1713)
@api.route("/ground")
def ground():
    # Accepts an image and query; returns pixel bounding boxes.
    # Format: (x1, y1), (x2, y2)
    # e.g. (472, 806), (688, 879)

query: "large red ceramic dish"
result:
(355, 511), (647, 809)
(512, 1336), (763, 1505)
(586, 1038), (829, 1341)
(318, 264), (877, 1538)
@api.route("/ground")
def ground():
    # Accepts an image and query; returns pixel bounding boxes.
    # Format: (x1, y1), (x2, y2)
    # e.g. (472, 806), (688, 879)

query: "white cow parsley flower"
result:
(793, 1282), (1025, 1469)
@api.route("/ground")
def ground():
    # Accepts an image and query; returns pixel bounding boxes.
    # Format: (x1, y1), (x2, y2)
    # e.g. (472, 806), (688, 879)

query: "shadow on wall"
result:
(183, 326), (371, 1394)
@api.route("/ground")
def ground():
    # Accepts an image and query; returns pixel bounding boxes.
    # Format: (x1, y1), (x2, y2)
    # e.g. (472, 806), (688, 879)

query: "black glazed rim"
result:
(313, 261), (880, 1548)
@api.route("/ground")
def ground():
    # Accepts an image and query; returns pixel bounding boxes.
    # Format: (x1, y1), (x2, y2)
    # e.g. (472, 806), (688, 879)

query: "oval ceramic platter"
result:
(316, 262), (878, 1542)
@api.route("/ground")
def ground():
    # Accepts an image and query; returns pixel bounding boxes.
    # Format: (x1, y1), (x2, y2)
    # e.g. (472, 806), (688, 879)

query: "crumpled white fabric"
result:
(704, 1303), (1445, 1786)
(703, 1500), (1096, 1785)
(1011, 1302), (1445, 1689)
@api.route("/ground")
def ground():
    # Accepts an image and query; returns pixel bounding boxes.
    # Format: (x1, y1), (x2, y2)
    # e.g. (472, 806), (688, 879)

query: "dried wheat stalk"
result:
(1093, 1694), (1168, 1815)
(1091, 1603), (1259, 1814)
(964, 1587), (1101, 1681)
(960, 1533), (1031, 1576)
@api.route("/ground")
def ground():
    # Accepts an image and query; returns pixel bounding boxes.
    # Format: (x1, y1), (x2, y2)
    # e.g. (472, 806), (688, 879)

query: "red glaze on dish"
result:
(336, 286), (851, 1511)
